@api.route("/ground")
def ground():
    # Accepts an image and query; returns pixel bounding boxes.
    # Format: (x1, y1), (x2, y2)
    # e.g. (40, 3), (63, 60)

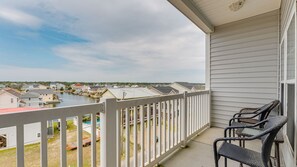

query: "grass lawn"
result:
(0, 120), (101, 167)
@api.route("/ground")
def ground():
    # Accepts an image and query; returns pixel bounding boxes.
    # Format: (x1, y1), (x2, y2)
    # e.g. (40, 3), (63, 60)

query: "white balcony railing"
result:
(0, 90), (210, 167)
(101, 90), (210, 167)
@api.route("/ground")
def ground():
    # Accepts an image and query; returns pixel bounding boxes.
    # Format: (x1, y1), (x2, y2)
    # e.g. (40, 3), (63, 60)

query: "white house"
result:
(50, 83), (66, 91)
(28, 89), (59, 103)
(0, 89), (21, 108)
(101, 87), (159, 100)
(20, 92), (43, 108)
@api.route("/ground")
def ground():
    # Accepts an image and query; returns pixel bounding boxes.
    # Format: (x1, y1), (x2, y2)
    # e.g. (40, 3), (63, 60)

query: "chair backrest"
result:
(257, 100), (280, 122)
(259, 116), (287, 166)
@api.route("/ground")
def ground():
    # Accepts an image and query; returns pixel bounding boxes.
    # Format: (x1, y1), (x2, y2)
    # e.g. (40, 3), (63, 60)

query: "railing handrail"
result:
(0, 103), (104, 128)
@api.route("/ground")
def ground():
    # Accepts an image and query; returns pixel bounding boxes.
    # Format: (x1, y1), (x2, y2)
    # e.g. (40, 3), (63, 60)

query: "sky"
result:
(0, 0), (205, 83)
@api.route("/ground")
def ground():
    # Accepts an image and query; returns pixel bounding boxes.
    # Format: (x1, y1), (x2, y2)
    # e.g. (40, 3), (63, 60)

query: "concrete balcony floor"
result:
(162, 128), (284, 167)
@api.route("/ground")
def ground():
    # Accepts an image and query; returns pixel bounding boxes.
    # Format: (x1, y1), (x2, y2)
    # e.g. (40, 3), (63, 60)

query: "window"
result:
(281, 42), (285, 81)
(287, 15), (295, 80)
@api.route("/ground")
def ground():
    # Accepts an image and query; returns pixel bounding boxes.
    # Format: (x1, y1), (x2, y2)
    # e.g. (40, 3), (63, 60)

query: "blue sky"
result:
(0, 0), (205, 82)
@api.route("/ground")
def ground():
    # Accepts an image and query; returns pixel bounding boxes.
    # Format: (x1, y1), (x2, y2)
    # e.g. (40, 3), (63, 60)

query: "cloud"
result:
(0, 6), (42, 28)
(0, 0), (206, 82)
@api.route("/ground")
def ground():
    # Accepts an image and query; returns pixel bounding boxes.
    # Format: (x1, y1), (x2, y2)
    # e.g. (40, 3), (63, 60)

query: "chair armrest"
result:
(225, 120), (267, 137)
(229, 114), (259, 125)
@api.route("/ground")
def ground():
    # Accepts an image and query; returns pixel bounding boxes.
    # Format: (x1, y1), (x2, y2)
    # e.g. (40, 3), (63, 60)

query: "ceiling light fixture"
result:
(229, 0), (245, 12)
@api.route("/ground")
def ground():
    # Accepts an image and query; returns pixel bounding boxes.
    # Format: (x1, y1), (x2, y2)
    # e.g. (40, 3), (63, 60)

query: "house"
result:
(0, 89), (21, 108)
(50, 83), (66, 91)
(0, 84), (5, 89)
(101, 87), (159, 100)
(20, 92), (43, 108)
(168, 0), (296, 166)
(22, 84), (48, 91)
(28, 89), (59, 103)
(171, 82), (205, 93)
(148, 86), (179, 95)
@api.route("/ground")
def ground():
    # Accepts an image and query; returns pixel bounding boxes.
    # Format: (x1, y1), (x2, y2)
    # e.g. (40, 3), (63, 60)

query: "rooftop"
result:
(150, 86), (178, 94)
(106, 87), (159, 100)
(28, 89), (55, 95)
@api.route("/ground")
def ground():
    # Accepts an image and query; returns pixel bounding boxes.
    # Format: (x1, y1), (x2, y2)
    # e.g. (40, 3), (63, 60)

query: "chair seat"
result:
(218, 142), (265, 167)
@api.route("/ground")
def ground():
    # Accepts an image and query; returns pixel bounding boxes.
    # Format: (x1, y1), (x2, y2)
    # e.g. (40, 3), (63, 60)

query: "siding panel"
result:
(210, 10), (279, 127)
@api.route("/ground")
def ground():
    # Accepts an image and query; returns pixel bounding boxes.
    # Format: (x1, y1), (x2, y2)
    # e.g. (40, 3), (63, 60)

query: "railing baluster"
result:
(198, 95), (202, 129)
(41, 121), (48, 167)
(162, 101), (166, 153)
(153, 103), (156, 160)
(178, 98), (181, 143)
(140, 105), (145, 166)
(16, 125), (24, 167)
(173, 99), (176, 146)
(147, 104), (151, 163)
(126, 108), (130, 167)
(167, 100), (171, 149)
(77, 115), (83, 167)
(158, 102), (162, 157)
(91, 113), (97, 167)
(133, 106), (138, 167)
(60, 118), (67, 167)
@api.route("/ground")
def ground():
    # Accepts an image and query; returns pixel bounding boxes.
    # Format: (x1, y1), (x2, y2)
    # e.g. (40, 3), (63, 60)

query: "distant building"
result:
(148, 86), (179, 95)
(0, 89), (21, 108)
(50, 83), (66, 90)
(171, 82), (205, 93)
(101, 87), (158, 100)
(22, 84), (48, 91)
(20, 92), (43, 107)
(0, 84), (6, 89)
(28, 89), (58, 103)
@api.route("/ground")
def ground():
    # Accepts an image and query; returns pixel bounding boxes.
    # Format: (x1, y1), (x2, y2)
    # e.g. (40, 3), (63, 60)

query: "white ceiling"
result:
(192, 0), (281, 26)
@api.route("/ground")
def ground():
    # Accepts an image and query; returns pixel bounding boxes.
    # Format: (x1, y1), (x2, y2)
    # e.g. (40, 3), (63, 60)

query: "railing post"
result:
(181, 91), (188, 147)
(101, 98), (117, 167)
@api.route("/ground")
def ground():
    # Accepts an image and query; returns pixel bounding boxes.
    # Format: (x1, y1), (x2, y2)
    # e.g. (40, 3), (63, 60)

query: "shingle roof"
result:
(2, 89), (21, 98)
(29, 89), (55, 95)
(175, 82), (204, 90)
(21, 92), (40, 98)
(106, 88), (158, 99)
(150, 86), (178, 94)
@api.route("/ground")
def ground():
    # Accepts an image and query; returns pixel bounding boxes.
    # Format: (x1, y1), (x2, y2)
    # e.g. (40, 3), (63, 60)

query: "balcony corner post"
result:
(101, 98), (117, 167)
(181, 91), (188, 148)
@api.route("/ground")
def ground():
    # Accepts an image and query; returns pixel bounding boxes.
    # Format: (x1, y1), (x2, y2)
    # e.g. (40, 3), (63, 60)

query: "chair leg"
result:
(275, 143), (280, 167)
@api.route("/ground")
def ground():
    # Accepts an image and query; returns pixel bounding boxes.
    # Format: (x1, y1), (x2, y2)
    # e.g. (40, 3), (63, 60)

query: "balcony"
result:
(0, 90), (211, 167)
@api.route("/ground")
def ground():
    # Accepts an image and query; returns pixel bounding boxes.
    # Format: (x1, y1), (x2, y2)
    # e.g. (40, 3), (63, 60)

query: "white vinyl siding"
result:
(210, 10), (279, 127)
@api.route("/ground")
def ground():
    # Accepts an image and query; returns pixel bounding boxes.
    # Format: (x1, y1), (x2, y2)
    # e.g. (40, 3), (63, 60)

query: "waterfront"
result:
(45, 93), (96, 108)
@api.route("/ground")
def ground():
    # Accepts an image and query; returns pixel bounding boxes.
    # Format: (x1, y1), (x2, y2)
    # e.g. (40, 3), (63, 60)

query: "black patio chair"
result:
(213, 116), (287, 167)
(229, 100), (280, 127)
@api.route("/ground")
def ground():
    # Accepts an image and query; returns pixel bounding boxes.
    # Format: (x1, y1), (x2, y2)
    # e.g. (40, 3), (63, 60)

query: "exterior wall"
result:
(40, 94), (54, 102)
(21, 97), (42, 107)
(0, 93), (19, 108)
(0, 123), (41, 148)
(210, 10), (279, 127)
